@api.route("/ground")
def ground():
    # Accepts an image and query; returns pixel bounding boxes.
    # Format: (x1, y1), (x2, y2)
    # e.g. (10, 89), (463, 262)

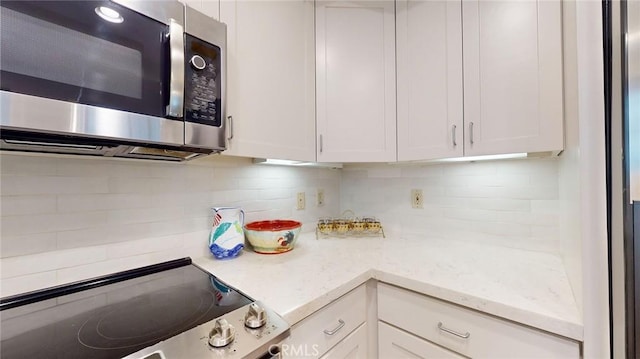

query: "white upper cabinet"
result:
(221, 0), (316, 161)
(396, 0), (463, 161)
(181, 0), (219, 20)
(462, 0), (564, 156)
(316, 0), (396, 163)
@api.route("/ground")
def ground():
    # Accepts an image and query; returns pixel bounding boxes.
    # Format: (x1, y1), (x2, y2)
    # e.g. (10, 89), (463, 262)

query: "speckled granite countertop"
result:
(193, 234), (582, 341)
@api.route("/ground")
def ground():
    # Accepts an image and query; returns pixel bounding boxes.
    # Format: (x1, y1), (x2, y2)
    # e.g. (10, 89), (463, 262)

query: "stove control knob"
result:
(244, 303), (267, 329)
(208, 319), (235, 348)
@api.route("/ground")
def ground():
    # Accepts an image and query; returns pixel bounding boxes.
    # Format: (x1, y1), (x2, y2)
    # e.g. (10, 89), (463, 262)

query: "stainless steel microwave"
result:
(0, 0), (226, 161)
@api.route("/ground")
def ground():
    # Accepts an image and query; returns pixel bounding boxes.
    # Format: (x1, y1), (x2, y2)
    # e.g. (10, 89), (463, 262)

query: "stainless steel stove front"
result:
(124, 301), (290, 359)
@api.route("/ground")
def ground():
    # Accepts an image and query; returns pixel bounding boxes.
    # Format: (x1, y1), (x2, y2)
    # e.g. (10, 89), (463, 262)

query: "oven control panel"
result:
(184, 34), (221, 127)
(124, 302), (290, 359)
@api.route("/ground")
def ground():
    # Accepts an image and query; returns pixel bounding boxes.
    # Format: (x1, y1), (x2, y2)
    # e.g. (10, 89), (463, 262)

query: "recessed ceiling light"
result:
(95, 6), (124, 24)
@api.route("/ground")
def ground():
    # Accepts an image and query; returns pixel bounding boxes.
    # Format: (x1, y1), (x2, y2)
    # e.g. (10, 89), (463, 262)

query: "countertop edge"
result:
(274, 268), (583, 342)
(280, 270), (374, 327)
(370, 270), (584, 342)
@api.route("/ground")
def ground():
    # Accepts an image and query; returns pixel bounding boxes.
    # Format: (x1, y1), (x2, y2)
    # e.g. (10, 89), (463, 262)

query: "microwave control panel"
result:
(184, 34), (221, 127)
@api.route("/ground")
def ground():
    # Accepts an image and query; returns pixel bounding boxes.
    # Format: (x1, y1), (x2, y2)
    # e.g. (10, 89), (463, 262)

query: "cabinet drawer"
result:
(320, 322), (368, 359)
(288, 285), (367, 357)
(378, 283), (580, 358)
(379, 321), (465, 359)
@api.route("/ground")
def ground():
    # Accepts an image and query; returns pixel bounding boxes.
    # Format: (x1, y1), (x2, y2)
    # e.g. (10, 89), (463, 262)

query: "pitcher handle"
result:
(239, 209), (245, 225)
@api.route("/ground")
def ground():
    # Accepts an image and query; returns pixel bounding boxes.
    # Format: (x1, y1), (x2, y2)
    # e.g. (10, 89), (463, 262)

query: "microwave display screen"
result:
(184, 35), (221, 127)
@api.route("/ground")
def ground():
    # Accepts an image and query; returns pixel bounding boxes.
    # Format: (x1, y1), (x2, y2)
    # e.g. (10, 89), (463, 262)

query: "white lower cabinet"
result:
(377, 283), (580, 359)
(284, 285), (367, 358)
(378, 321), (464, 359)
(320, 323), (368, 359)
(286, 282), (580, 359)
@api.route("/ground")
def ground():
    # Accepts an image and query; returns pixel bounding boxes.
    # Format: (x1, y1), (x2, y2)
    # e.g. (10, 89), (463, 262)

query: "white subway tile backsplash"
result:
(342, 158), (561, 253)
(443, 208), (500, 222)
(0, 271), (58, 297)
(472, 173), (531, 187)
(0, 154), (58, 176)
(107, 177), (160, 194)
(55, 247), (108, 270)
(56, 255), (150, 284)
(443, 162), (497, 176)
(106, 234), (183, 259)
(0, 153), (340, 296)
(56, 227), (110, 250)
(57, 193), (153, 212)
(0, 246), (105, 279)
(1, 195), (57, 216)
(0, 153), (558, 297)
(55, 160), (118, 177)
(107, 206), (184, 225)
(401, 165), (445, 178)
(1, 233), (57, 258)
(530, 200), (562, 214)
(466, 198), (531, 211)
(2, 212), (106, 236)
(2, 176), (109, 195)
(367, 167), (402, 178)
(0, 252), (58, 279)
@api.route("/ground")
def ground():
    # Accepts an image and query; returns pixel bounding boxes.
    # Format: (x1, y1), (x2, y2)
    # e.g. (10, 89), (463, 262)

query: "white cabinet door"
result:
(316, 0), (396, 163)
(320, 323), (368, 359)
(378, 322), (464, 359)
(396, 0), (463, 161)
(462, 0), (563, 156)
(221, 0), (316, 161)
(286, 286), (367, 358)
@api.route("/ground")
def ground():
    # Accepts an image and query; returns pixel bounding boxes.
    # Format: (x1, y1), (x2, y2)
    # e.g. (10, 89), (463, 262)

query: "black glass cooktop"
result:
(0, 258), (252, 359)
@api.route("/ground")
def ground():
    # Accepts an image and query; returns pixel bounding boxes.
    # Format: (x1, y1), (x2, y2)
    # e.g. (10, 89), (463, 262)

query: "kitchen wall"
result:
(559, 0), (583, 312)
(0, 153), (340, 297)
(556, 1), (609, 357)
(341, 157), (561, 253)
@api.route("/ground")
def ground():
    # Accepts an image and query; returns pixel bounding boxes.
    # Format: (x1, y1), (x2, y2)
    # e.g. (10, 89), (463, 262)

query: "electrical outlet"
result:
(317, 189), (325, 206)
(411, 189), (423, 209)
(297, 192), (306, 210)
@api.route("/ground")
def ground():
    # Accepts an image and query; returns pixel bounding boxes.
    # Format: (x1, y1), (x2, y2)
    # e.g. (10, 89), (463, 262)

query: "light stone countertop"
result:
(193, 234), (583, 342)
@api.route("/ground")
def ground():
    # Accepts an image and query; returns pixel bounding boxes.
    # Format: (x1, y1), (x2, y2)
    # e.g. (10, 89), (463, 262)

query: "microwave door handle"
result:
(166, 19), (185, 118)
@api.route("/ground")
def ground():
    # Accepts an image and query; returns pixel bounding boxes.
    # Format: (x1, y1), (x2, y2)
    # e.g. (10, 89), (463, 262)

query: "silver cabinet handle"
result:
(452, 125), (457, 147)
(469, 122), (474, 145)
(166, 19), (184, 118)
(323, 319), (345, 335)
(227, 115), (234, 141)
(319, 134), (323, 153)
(437, 322), (470, 339)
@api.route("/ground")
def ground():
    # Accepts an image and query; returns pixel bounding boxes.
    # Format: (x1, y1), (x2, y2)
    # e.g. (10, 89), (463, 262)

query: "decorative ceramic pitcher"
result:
(209, 207), (245, 259)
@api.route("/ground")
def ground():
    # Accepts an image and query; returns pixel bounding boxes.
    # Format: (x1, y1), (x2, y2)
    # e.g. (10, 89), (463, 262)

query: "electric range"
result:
(0, 258), (289, 359)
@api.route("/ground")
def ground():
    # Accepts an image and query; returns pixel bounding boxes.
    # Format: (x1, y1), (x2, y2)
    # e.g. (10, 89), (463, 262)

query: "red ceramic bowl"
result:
(244, 220), (302, 254)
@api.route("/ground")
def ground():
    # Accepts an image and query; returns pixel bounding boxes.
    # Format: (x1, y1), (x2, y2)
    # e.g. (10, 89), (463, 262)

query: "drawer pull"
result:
(323, 319), (345, 335)
(437, 322), (470, 339)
